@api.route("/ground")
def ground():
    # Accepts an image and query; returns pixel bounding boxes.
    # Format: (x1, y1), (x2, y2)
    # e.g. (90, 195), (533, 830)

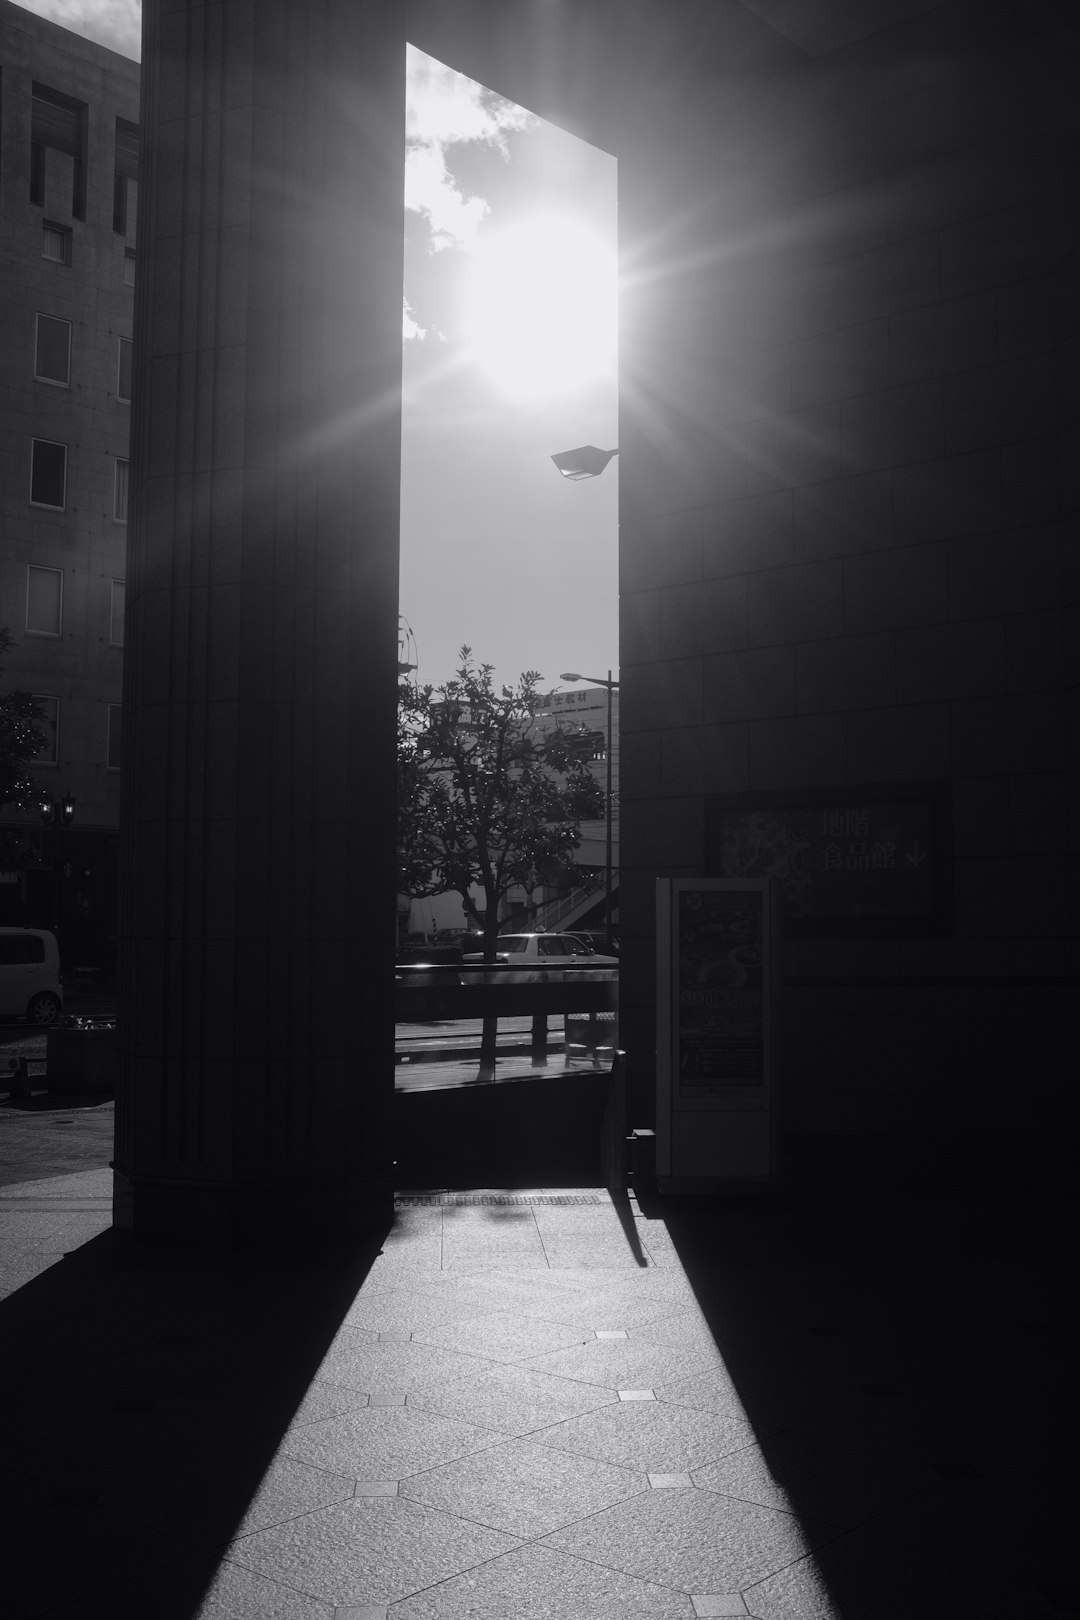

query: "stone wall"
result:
(612, 0), (1078, 1181)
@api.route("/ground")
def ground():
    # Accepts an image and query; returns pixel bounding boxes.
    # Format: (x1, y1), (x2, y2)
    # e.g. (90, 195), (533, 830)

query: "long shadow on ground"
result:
(0, 1223), (388, 1618)
(648, 1188), (1077, 1619)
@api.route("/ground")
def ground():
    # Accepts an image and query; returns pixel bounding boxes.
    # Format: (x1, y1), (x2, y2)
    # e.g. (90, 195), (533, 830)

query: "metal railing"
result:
(396, 962), (618, 1068)
(396, 961), (616, 1018)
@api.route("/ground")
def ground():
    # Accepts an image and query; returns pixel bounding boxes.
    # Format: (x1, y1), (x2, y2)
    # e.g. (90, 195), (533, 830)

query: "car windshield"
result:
(499, 936), (529, 953)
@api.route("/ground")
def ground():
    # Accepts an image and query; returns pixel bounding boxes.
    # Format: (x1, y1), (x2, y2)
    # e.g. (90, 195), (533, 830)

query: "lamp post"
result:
(555, 445), (618, 944)
(560, 672), (618, 952)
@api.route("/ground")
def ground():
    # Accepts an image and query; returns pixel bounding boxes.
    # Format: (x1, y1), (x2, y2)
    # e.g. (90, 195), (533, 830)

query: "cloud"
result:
(403, 298), (426, 342)
(14, 0), (142, 59)
(405, 142), (489, 254)
(405, 44), (534, 253)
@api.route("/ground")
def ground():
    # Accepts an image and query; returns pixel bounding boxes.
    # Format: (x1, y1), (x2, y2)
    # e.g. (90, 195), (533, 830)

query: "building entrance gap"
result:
(396, 47), (619, 1114)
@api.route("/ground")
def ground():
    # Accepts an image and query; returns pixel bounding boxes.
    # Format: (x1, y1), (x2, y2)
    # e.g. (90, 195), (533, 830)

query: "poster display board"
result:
(656, 879), (779, 1188)
(705, 784), (947, 936)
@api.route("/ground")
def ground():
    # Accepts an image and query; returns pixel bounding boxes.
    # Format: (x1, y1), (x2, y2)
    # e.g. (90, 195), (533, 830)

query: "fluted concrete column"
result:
(114, 1), (405, 1241)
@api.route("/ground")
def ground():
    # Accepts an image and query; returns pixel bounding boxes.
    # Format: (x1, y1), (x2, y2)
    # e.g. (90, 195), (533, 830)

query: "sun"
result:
(462, 213), (616, 402)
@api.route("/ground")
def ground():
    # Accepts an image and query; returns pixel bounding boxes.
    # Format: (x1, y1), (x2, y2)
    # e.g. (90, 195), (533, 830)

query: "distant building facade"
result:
(535, 684), (620, 861)
(0, 2), (138, 968)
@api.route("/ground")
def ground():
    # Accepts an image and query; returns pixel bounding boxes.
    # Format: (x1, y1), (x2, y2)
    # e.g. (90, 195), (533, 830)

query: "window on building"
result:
(30, 83), (88, 219)
(107, 704), (122, 771)
(33, 696), (59, 766)
(113, 118), (140, 235)
(114, 459), (129, 523)
(34, 314), (71, 385)
(26, 566), (63, 637)
(109, 580), (125, 647)
(117, 337), (132, 401)
(42, 221), (72, 264)
(30, 439), (67, 509)
(123, 249), (136, 285)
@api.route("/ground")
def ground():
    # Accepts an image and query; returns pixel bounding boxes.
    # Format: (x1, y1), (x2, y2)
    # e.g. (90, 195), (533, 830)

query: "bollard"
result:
(6, 1054), (31, 1100)
(628, 1128), (657, 1195)
(530, 1012), (548, 1066)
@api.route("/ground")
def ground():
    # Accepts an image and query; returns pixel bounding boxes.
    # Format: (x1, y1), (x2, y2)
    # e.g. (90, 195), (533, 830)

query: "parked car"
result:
(462, 932), (618, 980)
(0, 928), (64, 1025)
(564, 930), (619, 957)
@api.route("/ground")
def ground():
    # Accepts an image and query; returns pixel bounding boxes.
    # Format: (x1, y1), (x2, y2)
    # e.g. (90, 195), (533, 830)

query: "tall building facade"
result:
(0, 3), (139, 970)
(0, 2), (1067, 1230)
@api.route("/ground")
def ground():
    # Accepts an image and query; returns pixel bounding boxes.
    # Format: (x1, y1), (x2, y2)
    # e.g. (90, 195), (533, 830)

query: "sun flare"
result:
(463, 213), (616, 402)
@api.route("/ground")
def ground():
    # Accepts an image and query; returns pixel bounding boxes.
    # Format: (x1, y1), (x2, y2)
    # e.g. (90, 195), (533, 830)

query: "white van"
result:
(0, 928), (63, 1024)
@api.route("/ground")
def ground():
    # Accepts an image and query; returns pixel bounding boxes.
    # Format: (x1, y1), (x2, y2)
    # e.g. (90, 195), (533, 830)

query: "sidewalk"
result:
(0, 1130), (1073, 1617)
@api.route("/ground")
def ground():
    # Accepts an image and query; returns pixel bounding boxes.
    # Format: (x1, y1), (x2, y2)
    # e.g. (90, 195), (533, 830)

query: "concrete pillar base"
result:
(112, 1168), (394, 1248)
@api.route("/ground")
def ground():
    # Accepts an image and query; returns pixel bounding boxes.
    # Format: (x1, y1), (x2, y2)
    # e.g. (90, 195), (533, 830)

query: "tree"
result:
(0, 627), (47, 807)
(398, 649), (605, 1081)
(399, 649), (605, 956)
(0, 629), (48, 868)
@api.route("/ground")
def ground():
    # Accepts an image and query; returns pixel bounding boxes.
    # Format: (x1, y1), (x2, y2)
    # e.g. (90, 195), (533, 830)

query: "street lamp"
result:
(38, 793), (76, 937)
(551, 445), (618, 481)
(560, 671), (618, 952)
(39, 792), (76, 826)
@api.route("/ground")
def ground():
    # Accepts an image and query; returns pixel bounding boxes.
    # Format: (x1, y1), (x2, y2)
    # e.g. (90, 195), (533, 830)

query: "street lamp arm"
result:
(560, 671), (619, 689)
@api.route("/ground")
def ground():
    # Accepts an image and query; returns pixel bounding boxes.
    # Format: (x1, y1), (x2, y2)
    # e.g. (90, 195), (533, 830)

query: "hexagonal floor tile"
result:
(390, 1542), (697, 1619)
(399, 1434), (646, 1538)
(228, 1495), (520, 1609)
(539, 1482), (817, 1594)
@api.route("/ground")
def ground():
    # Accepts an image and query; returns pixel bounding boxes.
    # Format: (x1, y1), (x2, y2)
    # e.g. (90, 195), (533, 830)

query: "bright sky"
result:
(15, 0), (141, 58)
(400, 48), (618, 688)
(17, 3), (619, 691)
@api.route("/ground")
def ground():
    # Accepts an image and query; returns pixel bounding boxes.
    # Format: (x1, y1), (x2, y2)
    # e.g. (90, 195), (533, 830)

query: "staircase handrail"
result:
(528, 878), (604, 934)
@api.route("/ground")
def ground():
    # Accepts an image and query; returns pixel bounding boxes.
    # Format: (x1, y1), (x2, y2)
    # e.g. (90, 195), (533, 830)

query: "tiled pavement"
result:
(0, 1169), (1075, 1619)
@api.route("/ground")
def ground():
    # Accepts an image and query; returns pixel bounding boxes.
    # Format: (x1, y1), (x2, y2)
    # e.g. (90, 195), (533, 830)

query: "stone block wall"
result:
(616, 0), (1077, 1182)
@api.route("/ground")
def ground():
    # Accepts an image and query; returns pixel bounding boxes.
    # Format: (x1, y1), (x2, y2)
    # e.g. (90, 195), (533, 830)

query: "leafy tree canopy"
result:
(398, 648), (604, 959)
(0, 629), (46, 810)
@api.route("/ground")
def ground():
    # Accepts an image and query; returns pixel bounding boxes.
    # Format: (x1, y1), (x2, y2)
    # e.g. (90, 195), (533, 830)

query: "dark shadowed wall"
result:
(414, 0), (1078, 1188)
